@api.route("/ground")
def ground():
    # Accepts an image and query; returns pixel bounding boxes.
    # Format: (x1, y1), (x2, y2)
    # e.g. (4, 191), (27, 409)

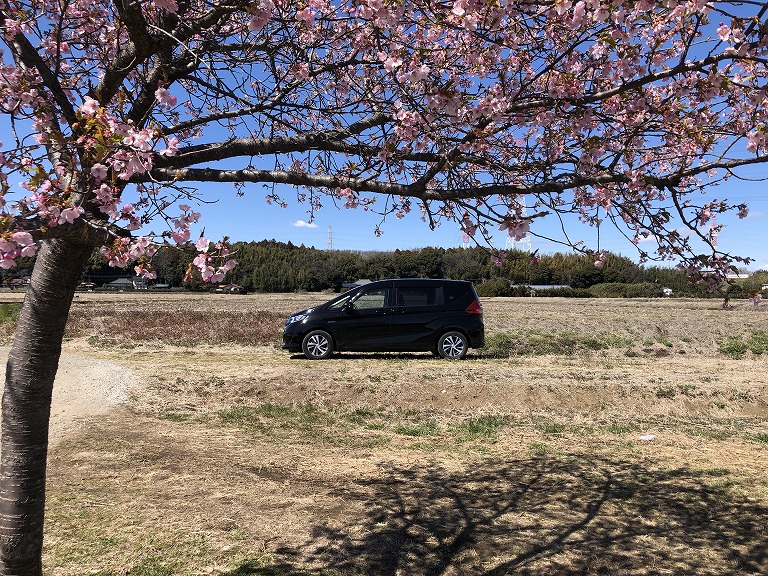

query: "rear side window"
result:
(395, 286), (444, 307)
(443, 282), (475, 309)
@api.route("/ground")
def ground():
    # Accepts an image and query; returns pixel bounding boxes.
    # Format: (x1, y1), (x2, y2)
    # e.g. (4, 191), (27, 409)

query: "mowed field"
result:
(8, 291), (766, 575)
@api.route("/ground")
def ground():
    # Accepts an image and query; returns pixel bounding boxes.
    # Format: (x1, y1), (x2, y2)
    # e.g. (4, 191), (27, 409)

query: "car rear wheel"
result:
(302, 330), (334, 360)
(437, 331), (468, 359)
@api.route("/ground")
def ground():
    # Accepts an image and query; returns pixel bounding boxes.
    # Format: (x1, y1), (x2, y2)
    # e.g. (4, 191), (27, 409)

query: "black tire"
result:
(302, 330), (334, 360)
(437, 331), (468, 359)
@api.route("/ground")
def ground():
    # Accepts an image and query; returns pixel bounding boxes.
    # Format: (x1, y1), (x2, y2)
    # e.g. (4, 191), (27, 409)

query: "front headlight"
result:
(286, 313), (308, 326)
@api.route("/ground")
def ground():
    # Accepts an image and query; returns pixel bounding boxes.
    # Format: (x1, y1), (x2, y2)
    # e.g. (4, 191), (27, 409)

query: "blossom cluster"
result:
(0, 231), (37, 269)
(189, 237), (238, 283)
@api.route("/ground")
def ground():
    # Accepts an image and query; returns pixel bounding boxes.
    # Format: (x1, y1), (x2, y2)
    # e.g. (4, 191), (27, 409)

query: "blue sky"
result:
(186, 171), (768, 271)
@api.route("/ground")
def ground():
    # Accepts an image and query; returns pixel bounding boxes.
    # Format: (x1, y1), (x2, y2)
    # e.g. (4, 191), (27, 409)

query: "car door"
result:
(333, 282), (393, 350)
(389, 281), (445, 350)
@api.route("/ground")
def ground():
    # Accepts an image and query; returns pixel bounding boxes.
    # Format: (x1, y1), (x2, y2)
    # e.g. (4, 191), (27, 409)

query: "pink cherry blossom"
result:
(195, 237), (211, 252)
(594, 251), (607, 268)
(716, 23), (731, 42)
(499, 218), (531, 241)
(154, 87), (177, 108)
(296, 7), (315, 24)
(11, 231), (34, 246)
(555, 0), (572, 17)
(248, 9), (271, 32)
(460, 213), (477, 237)
(154, 0), (178, 13)
(20, 245), (38, 257)
(170, 229), (190, 244)
(222, 259), (237, 272)
(134, 265), (157, 279)
(58, 206), (84, 225)
(78, 97), (100, 116)
(0, 239), (15, 253)
(0, 2), (766, 293)
(91, 163), (108, 182)
(158, 137), (179, 157)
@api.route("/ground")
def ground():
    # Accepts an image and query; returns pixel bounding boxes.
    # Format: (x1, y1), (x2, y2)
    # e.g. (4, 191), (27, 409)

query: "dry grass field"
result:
(4, 292), (765, 575)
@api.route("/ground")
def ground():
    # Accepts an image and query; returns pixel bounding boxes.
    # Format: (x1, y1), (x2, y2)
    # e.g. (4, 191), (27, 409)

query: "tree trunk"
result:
(0, 238), (94, 575)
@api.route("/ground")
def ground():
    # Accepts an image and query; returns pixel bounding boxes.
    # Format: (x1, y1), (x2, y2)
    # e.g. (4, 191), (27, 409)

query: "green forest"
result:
(66, 240), (768, 299)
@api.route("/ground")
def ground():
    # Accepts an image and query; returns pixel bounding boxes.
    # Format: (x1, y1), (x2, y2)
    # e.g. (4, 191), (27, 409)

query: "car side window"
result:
(395, 286), (444, 307)
(353, 288), (389, 310)
(444, 283), (470, 306)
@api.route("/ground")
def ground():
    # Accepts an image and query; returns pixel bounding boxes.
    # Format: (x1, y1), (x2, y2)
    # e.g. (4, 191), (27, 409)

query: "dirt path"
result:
(0, 348), (134, 446)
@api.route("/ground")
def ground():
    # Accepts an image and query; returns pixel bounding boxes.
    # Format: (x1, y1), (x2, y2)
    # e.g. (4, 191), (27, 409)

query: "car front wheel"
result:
(302, 330), (334, 360)
(437, 331), (468, 359)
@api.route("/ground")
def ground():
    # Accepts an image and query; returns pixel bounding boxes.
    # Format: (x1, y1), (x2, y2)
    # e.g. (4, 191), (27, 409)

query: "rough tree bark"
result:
(0, 238), (94, 575)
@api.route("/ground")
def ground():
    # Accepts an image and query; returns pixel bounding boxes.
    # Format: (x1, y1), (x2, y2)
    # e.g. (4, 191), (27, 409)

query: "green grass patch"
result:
(570, 424), (596, 436)
(212, 404), (551, 450)
(604, 422), (634, 435)
(536, 421), (566, 435)
(484, 330), (628, 357)
(718, 331), (768, 359)
(254, 403), (293, 417)
(748, 432), (768, 444)
(158, 411), (192, 422)
(218, 406), (268, 432)
(0, 303), (20, 324)
(218, 403), (339, 442)
(343, 408), (385, 429)
(222, 556), (339, 575)
(216, 403), (512, 450)
(454, 415), (507, 441)
(688, 427), (732, 441)
(128, 555), (178, 576)
(394, 419), (439, 437)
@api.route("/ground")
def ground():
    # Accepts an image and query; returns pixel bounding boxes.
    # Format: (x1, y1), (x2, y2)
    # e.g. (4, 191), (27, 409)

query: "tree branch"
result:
(155, 113), (394, 166)
(0, 9), (77, 126)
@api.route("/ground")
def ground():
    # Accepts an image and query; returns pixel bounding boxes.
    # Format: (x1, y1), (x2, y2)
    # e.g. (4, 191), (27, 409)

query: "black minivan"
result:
(282, 279), (484, 359)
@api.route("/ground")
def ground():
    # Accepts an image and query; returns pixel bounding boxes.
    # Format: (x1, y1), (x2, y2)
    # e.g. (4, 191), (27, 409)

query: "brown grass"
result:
(66, 308), (284, 346)
(24, 292), (768, 575)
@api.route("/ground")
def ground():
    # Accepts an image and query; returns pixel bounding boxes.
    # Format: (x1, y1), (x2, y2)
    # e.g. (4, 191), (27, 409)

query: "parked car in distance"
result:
(282, 278), (484, 360)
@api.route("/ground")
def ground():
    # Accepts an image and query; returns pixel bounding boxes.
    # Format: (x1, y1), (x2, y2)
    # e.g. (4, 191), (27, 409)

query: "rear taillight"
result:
(465, 299), (483, 315)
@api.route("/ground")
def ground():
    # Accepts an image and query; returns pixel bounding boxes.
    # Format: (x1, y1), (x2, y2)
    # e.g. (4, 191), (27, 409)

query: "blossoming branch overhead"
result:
(1, 0), (767, 282)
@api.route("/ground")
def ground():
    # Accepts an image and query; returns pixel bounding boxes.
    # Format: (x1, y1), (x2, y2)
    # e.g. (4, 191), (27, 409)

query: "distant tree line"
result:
(62, 239), (765, 298)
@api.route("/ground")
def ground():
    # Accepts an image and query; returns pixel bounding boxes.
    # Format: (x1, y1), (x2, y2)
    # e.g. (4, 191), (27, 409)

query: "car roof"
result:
(365, 278), (470, 286)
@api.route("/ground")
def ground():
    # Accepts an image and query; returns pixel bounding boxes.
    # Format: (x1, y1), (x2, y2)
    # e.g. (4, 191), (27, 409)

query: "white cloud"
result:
(292, 220), (318, 228)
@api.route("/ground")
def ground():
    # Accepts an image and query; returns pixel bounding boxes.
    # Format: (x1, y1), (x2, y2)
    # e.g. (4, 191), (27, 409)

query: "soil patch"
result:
(0, 348), (134, 447)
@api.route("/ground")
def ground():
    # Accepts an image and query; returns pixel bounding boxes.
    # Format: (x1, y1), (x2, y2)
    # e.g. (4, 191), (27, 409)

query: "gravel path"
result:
(0, 348), (134, 446)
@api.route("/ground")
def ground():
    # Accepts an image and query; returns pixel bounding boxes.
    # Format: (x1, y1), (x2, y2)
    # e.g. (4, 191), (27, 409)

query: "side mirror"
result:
(342, 302), (354, 313)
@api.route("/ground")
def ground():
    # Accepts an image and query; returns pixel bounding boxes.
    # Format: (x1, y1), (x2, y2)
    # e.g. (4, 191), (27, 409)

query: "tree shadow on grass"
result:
(225, 457), (768, 575)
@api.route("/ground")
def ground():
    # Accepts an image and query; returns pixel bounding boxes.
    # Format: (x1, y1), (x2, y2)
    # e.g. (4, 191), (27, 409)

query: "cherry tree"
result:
(1, 0), (768, 572)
